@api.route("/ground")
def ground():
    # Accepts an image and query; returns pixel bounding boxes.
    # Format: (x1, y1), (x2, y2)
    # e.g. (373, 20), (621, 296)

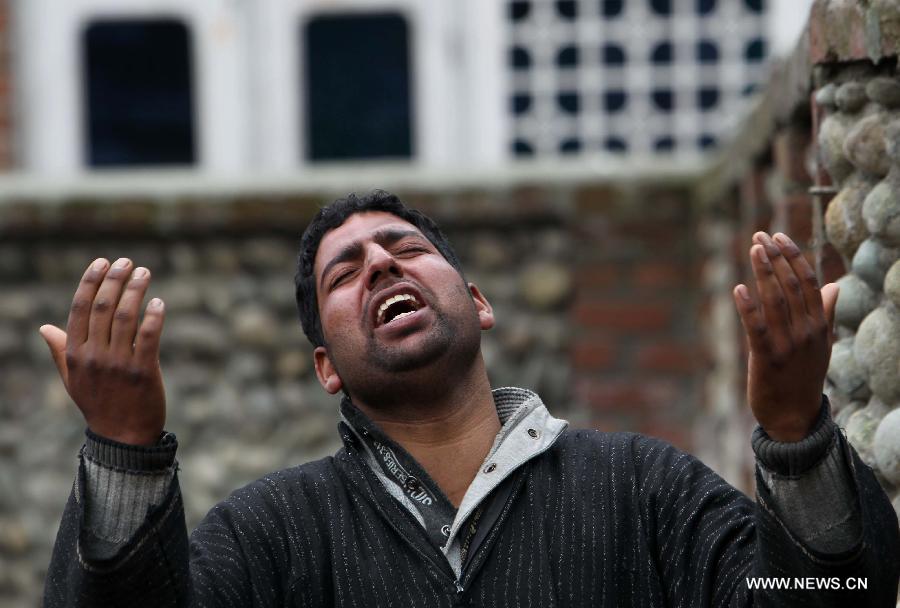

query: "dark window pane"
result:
(557, 46), (579, 68)
(651, 41), (673, 64)
(654, 136), (676, 151)
(744, 0), (764, 13)
(745, 38), (766, 62)
(697, 0), (716, 14)
(697, 40), (718, 63)
(510, 1), (531, 21)
(604, 90), (628, 112)
(605, 137), (628, 153)
(742, 83), (758, 96)
(511, 46), (531, 70)
(698, 87), (719, 109)
(557, 92), (580, 114)
(512, 94), (532, 114)
(650, 0), (672, 16)
(698, 134), (717, 149)
(559, 138), (581, 153)
(513, 139), (534, 156)
(652, 89), (674, 111)
(556, 0), (577, 19)
(601, 0), (624, 17)
(83, 19), (195, 167)
(304, 13), (412, 161)
(602, 44), (626, 66)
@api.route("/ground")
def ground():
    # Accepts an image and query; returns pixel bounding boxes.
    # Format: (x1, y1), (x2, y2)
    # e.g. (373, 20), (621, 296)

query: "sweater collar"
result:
(337, 387), (568, 569)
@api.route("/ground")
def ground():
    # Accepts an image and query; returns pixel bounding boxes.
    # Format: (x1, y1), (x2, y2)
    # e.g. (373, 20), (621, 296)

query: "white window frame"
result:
(252, 0), (507, 171)
(13, 0), (508, 176)
(15, 0), (249, 175)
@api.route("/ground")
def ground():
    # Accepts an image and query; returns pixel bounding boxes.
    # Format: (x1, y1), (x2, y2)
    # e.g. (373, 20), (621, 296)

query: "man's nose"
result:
(365, 245), (402, 289)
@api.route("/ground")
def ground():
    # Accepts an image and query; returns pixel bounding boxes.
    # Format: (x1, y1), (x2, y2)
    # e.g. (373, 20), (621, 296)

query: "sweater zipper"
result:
(343, 453), (460, 586)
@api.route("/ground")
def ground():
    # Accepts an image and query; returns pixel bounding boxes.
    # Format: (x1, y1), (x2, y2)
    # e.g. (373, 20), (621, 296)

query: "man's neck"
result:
(351, 362), (500, 508)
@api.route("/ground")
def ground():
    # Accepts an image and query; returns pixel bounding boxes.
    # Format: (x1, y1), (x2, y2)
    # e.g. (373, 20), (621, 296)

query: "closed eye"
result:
(394, 244), (430, 256)
(330, 268), (356, 289)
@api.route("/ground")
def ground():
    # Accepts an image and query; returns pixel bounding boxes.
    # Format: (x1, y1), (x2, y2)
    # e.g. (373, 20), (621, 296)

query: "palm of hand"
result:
(733, 232), (839, 442)
(39, 257), (167, 447)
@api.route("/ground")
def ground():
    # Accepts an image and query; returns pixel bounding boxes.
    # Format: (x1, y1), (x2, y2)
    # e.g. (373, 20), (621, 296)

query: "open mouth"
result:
(377, 293), (423, 327)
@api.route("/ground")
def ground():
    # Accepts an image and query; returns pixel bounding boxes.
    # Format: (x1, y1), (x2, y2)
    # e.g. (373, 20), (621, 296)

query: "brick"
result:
(571, 340), (616, 370)
(772, 128), (811, 185)
(577, 377), (681, 413)
(771, 195), (814, 243)
(579, 379), (645, 412)
(638, 423), (690, 451)
(574, 185), (617, 213)
(635, 341), (696, 373)
(574, 265), (619, 290)
(633, 262), (685, 289)
(572, 301), (673, 331)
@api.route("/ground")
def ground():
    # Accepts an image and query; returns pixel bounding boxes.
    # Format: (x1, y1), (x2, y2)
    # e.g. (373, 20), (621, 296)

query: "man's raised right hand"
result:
(39, 258), (167, 447)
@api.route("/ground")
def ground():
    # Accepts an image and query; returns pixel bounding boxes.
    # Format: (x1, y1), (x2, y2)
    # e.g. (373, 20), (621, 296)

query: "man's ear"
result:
(314, 346), (343, 394)
(469, 283), (495, 330)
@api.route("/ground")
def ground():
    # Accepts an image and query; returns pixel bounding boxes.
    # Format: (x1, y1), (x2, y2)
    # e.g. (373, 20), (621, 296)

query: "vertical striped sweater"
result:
(44, 391), (899, 607)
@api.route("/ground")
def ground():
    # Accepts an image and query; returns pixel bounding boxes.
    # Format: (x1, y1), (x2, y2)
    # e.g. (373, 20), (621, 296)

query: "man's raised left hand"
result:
(732, 232), (839, 443)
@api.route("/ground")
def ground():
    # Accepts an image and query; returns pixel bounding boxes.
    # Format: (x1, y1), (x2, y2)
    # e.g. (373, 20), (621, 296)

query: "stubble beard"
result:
(328, 283), (483, 406)
(365, 303), (457, 373)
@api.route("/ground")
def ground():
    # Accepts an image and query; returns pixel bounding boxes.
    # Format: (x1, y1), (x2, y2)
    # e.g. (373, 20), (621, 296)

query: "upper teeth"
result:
(378, 293), (419, 324)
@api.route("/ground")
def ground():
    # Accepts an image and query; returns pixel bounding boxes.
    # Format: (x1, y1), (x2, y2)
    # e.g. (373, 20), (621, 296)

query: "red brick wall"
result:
(0, 0), (12, 168)
(570, 185), (700, 450)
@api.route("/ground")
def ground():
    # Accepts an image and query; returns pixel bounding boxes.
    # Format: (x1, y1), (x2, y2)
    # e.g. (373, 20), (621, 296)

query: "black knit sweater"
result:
(44, 424), (899, 607)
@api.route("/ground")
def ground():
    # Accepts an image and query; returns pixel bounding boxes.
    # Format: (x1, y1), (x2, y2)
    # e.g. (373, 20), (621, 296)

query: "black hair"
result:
(294, 190), (464, 347)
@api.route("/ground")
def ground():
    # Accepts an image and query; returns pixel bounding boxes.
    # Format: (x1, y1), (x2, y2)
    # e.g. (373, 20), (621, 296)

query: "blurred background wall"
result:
(1, 0), (899, 605)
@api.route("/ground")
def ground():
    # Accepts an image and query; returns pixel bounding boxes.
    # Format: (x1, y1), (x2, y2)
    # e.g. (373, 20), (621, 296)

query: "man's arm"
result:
(39, 259), (192, 606)
(634, 418), (899, 608)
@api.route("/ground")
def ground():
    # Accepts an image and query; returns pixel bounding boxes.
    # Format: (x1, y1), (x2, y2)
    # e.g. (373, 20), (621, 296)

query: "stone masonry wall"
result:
(0, 185), (701, 606)
(696, 0), (900, 531)
(817, 68), (900, 512)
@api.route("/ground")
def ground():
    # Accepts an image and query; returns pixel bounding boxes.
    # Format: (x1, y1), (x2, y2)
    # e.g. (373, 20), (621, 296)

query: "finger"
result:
(88, 258), (133, 345)
(772, 232), (824, 323)
(732, 284), (769, 354)
(39, 324), (69, 386)
(110, 267), (152, 356)
(134, 298), (165, 367)
(821, 282), (840, 343)
(66, 258), (109, 347)
(749, 243), (791, 341)
(753, 232), (807, 330)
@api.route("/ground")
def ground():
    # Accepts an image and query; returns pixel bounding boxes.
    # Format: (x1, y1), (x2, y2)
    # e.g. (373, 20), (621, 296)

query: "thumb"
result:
(821, 282), (840, 342)
(39, 324), (69, 386)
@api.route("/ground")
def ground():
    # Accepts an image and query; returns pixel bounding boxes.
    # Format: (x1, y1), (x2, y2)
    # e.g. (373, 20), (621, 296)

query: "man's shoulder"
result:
(554, 426), (679, 456)
(213, 452), (348, 515)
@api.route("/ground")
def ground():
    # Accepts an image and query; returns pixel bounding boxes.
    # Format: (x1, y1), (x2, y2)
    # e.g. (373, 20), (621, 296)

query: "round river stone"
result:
(818, 113), (855, 184)
(854, 306), (900, 403)
(835, 273), (879, 330)
(827, 337), (871, 400)
(885, 260), (900, 307)
(851, 237), (900, 289)
(874, 409), (900, 486)
(835, 81), (868, 113)
(845, 397), (890, 466)
(862, 178), (900, 246)
(826, 176), (874, 259)
(866, 77), (900, 108)
(843, 114), (891, 177)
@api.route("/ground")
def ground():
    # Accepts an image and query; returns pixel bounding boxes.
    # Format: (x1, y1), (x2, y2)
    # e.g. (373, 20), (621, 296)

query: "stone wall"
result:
(817, 69), (900, 511)
(696, 0), (900, 527)
(0, 185), (701, 606)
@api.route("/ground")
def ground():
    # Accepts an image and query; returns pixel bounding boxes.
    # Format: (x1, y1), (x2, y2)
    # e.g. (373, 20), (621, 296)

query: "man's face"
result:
(312, 211), (493, 398)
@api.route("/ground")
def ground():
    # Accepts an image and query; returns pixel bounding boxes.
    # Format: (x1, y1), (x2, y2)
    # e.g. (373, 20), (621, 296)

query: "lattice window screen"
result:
(507, 0), (769, 159)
